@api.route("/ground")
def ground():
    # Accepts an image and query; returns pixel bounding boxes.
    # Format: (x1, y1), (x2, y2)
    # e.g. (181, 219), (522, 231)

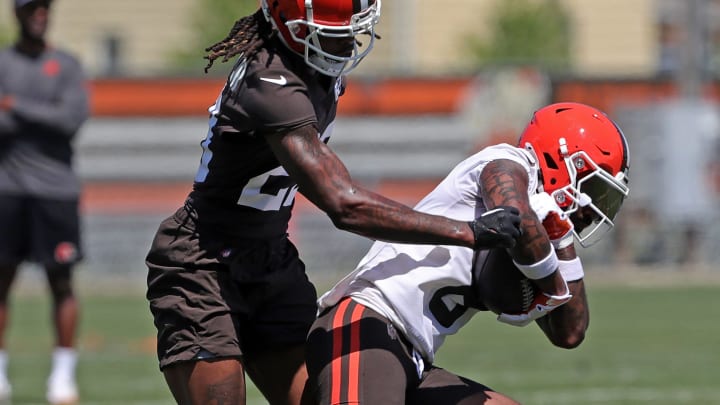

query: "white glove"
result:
(529, 192), (574, 250)
(497, 283), (573, 327)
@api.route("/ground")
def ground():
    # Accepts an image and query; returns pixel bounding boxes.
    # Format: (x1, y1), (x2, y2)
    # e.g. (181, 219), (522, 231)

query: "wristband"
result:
(552, 232), (574, 250)
(513, 249), (558, 280)
(558, 257), (584, 281)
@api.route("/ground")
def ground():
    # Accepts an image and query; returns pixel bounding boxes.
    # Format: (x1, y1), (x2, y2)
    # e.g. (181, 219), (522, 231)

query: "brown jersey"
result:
(191, 40), (344, 238)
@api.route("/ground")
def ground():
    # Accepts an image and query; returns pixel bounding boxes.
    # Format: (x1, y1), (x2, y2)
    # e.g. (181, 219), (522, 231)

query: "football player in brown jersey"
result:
(145, 1), (522, 404)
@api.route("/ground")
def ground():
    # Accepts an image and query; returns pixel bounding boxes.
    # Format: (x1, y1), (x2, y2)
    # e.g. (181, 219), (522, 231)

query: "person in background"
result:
(0, 0), (90, 403)
(306, 102), (631, 404)
(144, 1), (522, 404)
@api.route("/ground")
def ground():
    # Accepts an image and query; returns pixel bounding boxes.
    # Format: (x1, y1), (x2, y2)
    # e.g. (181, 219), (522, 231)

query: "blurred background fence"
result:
(1, 0), (720, 284)
(72, 75), (720, 288)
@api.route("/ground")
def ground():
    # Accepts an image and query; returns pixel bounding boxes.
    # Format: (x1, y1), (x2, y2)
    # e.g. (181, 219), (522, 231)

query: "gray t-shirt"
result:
(0, 45), (89, 199)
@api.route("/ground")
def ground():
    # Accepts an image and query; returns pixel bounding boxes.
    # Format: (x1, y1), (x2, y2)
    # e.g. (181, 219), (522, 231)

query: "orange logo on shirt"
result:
(43, 59), (60, 77)
(54, 242), (78, 264)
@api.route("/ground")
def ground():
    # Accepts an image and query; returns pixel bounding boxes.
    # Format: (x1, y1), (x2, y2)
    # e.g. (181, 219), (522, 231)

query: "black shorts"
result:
(306, 298), (501, 405)
(0, 195), (82, 267)
(146, 203), (318, 370)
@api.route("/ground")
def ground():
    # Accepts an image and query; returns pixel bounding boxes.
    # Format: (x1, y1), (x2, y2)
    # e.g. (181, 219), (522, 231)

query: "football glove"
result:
(497, 281), (573, 327)
(530, 192), (574, 250)
(468, 206), (522, 249)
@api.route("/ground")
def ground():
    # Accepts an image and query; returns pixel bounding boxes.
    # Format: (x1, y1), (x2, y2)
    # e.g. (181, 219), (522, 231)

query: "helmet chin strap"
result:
(307, 53), (348, 76)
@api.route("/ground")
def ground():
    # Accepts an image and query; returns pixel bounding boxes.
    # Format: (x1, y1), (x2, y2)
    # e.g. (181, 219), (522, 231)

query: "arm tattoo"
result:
(480, 159), (551, 263)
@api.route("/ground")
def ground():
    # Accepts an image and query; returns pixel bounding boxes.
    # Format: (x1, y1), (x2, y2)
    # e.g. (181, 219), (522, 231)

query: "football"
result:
(473, 249), (538, 315)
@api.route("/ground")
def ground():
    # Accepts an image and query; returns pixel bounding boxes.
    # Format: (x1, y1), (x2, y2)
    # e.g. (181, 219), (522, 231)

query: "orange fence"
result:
(80, 179), (440, 215)
(89, 77), (720, 117)
(89, 79), (225, 117)
(550, 79), (720, 113)
(88, 77), (472, 117)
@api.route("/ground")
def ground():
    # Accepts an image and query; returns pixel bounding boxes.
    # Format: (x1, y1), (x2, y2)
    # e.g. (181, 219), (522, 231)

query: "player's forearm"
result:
(480, 159), (552, 260)
(271, 126), (476, 247)
(327, 186), (475, 247)
(536, 280), (589, 348)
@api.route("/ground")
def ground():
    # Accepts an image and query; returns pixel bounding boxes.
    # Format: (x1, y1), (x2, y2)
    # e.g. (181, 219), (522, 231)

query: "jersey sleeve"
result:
(223, 64), (317, 134)
(471, 143), (540, 195)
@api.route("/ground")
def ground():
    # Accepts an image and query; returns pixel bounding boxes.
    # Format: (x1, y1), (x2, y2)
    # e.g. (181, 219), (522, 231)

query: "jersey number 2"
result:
(237, 166), (298, 211)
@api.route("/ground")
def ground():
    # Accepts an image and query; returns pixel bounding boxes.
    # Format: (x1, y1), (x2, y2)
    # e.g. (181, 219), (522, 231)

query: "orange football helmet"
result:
(261, 0), (381, 77)
(518, 102), (630, 246)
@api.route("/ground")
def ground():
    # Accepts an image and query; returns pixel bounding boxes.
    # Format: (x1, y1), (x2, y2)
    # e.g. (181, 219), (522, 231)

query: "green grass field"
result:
(4, 276), (720, 404)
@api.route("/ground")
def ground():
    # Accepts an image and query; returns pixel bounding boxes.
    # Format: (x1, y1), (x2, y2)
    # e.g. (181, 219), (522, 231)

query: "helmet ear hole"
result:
(542, 152), (559, 169)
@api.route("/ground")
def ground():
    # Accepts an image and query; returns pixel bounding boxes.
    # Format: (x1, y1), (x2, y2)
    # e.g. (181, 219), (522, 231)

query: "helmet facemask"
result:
(550, 141), (630, 247)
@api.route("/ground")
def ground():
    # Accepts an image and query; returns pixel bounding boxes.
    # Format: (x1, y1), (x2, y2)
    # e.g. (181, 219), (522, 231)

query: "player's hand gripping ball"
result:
(496, 288), (572, 327)
(473, 249), (537, 315)
(469, 206), (522, 249)
(474, 249), (572, 326)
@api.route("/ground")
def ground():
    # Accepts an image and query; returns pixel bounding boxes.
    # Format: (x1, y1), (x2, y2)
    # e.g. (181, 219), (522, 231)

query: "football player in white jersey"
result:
(305, 102), (631, 405)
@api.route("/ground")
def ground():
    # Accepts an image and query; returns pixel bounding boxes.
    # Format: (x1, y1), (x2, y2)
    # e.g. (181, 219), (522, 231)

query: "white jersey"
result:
(318, 144), (540, 363)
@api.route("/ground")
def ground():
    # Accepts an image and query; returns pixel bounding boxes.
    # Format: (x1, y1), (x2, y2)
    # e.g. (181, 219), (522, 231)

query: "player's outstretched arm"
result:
(265, 125), (519, 249)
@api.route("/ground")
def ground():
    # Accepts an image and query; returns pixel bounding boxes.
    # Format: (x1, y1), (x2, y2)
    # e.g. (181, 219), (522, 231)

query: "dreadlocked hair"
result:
(204, 9), (275, 73)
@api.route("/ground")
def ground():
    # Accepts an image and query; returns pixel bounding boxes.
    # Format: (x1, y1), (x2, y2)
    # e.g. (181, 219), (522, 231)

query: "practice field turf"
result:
(4, 277), (720, 404)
